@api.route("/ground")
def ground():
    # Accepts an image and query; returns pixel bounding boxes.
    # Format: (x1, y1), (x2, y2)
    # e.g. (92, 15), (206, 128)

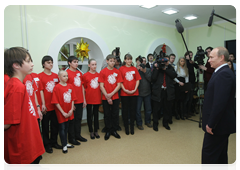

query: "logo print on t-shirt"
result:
(74, 75), (81, 87)
(108, 74), (116, 85)
(63, 91), (71, 103)
(125, 71), (134, 81)
(25, 80), (33, 96)
(28, 97), (36, 116)
(90, 77), (99, 89)
(46, 81), (55, 93)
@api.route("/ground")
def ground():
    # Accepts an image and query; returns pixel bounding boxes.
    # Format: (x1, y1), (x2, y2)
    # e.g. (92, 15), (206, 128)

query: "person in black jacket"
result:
(151, 56), (177, 131)
(201, 47), (236, 164)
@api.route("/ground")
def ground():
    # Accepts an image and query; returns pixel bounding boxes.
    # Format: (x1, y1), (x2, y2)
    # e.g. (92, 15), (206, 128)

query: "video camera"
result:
(194, 46), (207, 65)
(136, 55), (146, 69)
(115, 47), (121, 63)
(154, 51), (169, 69)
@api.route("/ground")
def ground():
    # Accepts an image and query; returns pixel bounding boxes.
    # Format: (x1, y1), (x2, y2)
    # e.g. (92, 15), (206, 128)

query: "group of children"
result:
(4, 47), (144, 164)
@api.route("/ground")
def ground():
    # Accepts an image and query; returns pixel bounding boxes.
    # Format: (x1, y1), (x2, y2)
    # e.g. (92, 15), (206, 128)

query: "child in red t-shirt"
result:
(4, 47), (45, 164)
(52, 70), (77, 153)
(99, 54), (123, 140)
(66, 56), (87, 145)
(119, 54), (141, 135)
(38, 55), (61, 153)
(82, 59), (102, 139)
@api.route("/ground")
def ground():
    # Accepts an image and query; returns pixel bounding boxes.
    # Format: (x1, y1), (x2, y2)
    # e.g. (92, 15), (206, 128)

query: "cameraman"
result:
(135, 57), (152, 130)
(151, 56), (177, 131)
(198, 47), (215, 92)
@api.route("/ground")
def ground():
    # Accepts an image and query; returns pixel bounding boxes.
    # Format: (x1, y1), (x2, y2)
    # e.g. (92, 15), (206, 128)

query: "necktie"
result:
(163, 72), (166, 87)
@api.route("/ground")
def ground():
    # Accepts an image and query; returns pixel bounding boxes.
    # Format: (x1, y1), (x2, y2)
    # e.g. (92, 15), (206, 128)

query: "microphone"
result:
(208, 9), (215, 27)
(175, 19), (184, 34)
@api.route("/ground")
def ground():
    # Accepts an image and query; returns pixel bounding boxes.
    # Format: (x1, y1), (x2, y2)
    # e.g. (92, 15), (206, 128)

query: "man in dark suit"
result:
(146, 53), (154, 71)
(151, 56), (177, 131)
(201, 47), (236, 164)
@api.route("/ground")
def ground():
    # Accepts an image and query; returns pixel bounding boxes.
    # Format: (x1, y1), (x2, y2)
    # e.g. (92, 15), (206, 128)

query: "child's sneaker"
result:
(62, 146), (68, 154)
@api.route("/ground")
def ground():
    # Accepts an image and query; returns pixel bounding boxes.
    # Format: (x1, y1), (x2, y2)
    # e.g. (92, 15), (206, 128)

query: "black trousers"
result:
(7, 155), (42, 170)
(68, 103), (83, 141)
(202, 132), (230, 164)
(102, 99), (120, 133)
(87, 104), (100, 132)
(152, 89), (172, 127)
(121, 96), (137, 130)
(42, 110), (59, 147)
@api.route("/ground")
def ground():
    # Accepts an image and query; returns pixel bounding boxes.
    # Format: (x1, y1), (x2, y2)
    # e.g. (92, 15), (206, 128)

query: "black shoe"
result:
(90, 133), (95, 140)
(52, 143), (62, 149)
(163, 125), (171, 130)
(153, 126), (158, 131)
(180, 116), (185, 120)
(175, 115), (180, 120)
(62, 146), (68, 154)
(117, 125), (122, 131)
(130, 129), (134, 135)
(94, 132), (100, 139)
(45, 146), (53, 153)
(76, 136), (87, 142)
(69, 139), (81, 145)
(168, 120), (173, 124)
(104, 132), (110, 140)
(125, 128), (129, 135)
(111, 131), (121, 139)
(67, 144), (75, 148)
(101, 127), (106, 133)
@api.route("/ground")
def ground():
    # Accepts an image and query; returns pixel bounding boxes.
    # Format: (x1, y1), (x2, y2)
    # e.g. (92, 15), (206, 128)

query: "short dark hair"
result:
(169, 53), (176, 58)
(68, 56), (78, 66)
(4, 47), (32, 77)
(42, 55), (53, 68)
(205, 46), (213, 51)
(147, 53), (153, 61)
(184, 51), (193, 57)
(106, 54), (116, 61)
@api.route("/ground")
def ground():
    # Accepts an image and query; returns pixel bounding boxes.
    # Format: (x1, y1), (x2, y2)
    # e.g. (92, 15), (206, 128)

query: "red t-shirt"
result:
(66, 69), (84, 104)
(51, 83), (77, 124)
(38, 72), (59, 111)
(99, 67), (123, 100)
(4, 78), (45, 164)
(31, 73), (44, 111)
(23, 74), (39, 119)
(119, 66), (141, 96)
(82, 71), (101, 105)
(4, 74), (10, 87)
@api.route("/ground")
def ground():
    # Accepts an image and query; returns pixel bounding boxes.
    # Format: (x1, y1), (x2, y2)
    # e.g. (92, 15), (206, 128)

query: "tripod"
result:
(186, 68), (203, 128)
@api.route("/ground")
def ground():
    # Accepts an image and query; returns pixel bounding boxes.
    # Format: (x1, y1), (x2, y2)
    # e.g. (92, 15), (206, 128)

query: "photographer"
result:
(198, 47), (215, 92)
(151, 56), (177, 131)
(135, 56), (152, 130)
(185, 51), (198, 117)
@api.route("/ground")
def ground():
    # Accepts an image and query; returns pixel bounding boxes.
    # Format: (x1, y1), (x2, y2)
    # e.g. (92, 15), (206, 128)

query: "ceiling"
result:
(79, 5), (236, 28)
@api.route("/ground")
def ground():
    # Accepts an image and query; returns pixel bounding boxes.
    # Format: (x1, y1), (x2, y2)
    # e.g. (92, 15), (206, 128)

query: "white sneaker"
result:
(67, 143), (74, 148)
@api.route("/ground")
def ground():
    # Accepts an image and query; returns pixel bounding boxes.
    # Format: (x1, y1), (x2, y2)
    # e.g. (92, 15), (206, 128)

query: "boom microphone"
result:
(208, 9), (215, 27)
(175, 19), (184, 34)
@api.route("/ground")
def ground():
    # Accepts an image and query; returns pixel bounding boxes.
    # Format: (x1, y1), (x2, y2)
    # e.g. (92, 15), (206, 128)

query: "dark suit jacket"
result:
(202, 65), (236, 135)
(151, 65), (177, 102)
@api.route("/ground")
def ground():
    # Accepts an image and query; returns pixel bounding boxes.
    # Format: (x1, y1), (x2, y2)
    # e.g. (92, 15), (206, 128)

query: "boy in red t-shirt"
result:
(4, 47), (45, 164)
(52, 70), (77, 153)
(66, 56), (87, 145)
(82, 59), (102, 139)
(99, 54), (123, 140)
(38, 55), (62, 153)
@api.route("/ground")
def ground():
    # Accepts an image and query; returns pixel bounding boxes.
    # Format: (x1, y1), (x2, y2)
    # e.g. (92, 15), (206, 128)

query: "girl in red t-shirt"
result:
(51, 70), (77, 154)
(119, 54), (141, 135)
(82, 59), (102, 139)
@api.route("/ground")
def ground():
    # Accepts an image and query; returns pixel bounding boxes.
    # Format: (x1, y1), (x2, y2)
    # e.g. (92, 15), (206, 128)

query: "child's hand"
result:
(68, 109), (73, 117)
(73, 105), (76, 111)
(105, 93), (112, 100)
(37, 107), (43, 121)
(83, 101), (87, 108)
(42, 104), (47, 114)
(107, 99), (113, 105)
(62, 112), (68, 118)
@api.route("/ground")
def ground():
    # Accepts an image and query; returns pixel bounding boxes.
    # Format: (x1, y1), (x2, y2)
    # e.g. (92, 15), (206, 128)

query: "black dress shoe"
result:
(94, 133), (100, 139)
(45, 146), (53, 153)
(104, 132), (110, 140)
(153, 126), (158, 132)
(52, 143), (62, 149)
(111, 131), (121, 139)
(67, 144), (75, 148)
(90, 133), (95, 140)
(76, 136), (87, 142)
(69, 139), (81, 145)
(163, 125), (171, 130)
(117, 126), (122, 131)
(168, 120), (173, 124)
(130, 129), (134, 135)
(175, 115), (180, 120)
(125, 129), (129, 135)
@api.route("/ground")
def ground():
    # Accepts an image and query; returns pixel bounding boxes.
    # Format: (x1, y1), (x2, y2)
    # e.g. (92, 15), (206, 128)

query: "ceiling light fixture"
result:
(184, 15), (198, 20)
(139, 5), (157, 9)
(162, 8), (179, 15)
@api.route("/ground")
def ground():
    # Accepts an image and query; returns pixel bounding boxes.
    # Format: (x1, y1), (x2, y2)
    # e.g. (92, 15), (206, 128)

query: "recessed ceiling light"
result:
(139, 5), (157, 9)
(184, 15), (198, 20)
(162, 8), (178, 15)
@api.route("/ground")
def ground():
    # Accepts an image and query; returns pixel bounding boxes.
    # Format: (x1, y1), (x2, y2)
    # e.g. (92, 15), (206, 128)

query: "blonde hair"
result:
(87, 59), (96, 72)
(176, 57), (188, 77)
(58, 70), (67, 76)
